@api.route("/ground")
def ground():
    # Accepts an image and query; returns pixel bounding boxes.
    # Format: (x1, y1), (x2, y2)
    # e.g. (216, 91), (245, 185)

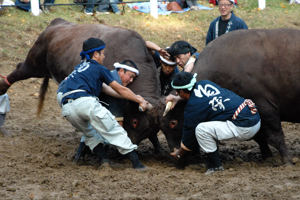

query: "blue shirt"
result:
(182, 80), (260, 151)
(99, 70), (124, 118)
(62, 60), (114, 103)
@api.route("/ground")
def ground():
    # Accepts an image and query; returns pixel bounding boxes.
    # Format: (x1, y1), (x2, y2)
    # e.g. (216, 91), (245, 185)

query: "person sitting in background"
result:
(15, 0), (55, 13)
(0, 93), (11, 137)
(176, 0), (202, 10)
(205, 0), (248, 45)
(85, 0), (120, 15)
(146, 41), (179, 96)
(169, 40), (200, 73)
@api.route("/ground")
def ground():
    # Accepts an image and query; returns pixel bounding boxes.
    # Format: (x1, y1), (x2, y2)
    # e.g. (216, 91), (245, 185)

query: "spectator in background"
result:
(176, 0), (202, 10)
(15, 0), (55, 13)
(85, 0), (120, 15)
(205, 0), (248, 45)
(0, 93), (11, 137)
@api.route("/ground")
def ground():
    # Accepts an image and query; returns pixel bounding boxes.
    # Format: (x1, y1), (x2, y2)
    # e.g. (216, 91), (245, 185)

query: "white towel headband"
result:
(114, 63), (139, 75)
(159, 56), (177, 65)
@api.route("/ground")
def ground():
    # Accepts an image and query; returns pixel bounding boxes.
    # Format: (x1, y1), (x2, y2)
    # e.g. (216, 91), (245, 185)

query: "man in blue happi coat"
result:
(59, 38), (149, 171)
(73, 60), (140, 164)
(166, 72), (261, 175)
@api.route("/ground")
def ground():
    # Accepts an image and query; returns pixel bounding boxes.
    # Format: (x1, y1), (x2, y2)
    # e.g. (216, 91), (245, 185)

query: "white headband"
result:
(113, 63), (139, 75)
(160, 56), (177, 65)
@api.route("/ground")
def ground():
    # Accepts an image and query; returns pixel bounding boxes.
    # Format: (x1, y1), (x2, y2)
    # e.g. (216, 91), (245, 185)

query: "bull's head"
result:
(123, 100), (160, 145)
(157, 98), (186, 151)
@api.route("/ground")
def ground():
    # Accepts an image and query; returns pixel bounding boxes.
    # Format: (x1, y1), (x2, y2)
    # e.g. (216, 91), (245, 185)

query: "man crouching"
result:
(166, 72), (261, 175)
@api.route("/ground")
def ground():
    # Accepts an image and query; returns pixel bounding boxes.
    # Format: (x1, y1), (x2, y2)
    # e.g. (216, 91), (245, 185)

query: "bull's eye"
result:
(132, 118), (139, 129)
(169, 120), (178, 129)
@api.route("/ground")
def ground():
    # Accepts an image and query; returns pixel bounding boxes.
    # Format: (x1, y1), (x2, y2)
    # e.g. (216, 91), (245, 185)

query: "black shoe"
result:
(125, 150), (149, 171)
(98, 158), (111, 169)
(206, 150), (222, 169)
(204, 166), (224, 175)
(93, 143), (109, 159)
(73, 142), (88, 164)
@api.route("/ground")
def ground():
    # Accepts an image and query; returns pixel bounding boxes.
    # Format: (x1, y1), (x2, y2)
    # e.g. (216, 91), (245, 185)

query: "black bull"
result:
(0, 18), (164, 152)
(160, 28), (300, 164)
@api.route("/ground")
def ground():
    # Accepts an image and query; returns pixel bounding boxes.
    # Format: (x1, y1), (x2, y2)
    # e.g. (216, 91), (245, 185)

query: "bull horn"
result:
(147, 103), (153, 110)
(163, 101), (173, 117)
(138, 103), (153, 112)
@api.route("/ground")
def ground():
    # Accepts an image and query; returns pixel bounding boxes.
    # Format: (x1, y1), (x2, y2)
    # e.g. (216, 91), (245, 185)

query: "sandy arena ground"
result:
(1, 43), (300, 200)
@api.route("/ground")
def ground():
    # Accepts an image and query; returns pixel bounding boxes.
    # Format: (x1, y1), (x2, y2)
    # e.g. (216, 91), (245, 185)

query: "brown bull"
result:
(160, 28), (300, 165)
(0, 18), (162, 151)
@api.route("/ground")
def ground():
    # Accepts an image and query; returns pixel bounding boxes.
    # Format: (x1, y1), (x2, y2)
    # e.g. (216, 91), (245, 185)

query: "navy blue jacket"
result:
(206, 12), (248, 45)
(182, 80), (260, 151)
(62, 60), (114, 103)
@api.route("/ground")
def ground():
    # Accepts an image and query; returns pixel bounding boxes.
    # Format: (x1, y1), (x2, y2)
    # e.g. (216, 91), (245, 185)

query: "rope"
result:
(232, 99), (257, 120)
(0, 74), (12, 86)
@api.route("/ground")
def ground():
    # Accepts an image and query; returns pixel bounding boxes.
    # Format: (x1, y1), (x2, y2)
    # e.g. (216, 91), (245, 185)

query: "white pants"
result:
(195, 120), (261, 153)
(57, 92), (63, 108)
(61, 96), (137, 154)
(58, 92), (109, 148)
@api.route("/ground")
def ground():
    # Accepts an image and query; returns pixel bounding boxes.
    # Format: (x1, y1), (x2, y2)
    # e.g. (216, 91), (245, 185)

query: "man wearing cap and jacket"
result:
(206, 0), (248, 45)
(166, 71), (261, 175)
(169, 40), (200, 73)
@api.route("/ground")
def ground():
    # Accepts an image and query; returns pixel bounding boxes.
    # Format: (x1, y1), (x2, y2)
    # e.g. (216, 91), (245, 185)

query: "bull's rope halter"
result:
(0, 74), (12, 86)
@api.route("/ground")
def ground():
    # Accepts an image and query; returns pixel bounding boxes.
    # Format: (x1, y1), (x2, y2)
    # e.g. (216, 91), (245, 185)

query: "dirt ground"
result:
(1, 59), (300, 200)
(0, 24), (300, 199)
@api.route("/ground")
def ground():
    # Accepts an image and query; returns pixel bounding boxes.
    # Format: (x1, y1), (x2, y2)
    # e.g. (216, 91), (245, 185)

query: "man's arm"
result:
(166, 94), (184, 110)
(102, 83), (122, 98)
(145, 41), (162, 55)
(109, 81), (148, 110)
(145, 41), (169, 57)
(170, 146), (189, 160)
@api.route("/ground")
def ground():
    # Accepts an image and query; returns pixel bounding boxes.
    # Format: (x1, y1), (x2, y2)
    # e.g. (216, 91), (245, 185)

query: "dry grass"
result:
(0, 0), (299, 60)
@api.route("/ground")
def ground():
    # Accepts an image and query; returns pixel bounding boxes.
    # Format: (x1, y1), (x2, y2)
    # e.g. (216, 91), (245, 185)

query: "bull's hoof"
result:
(282, 156), (294, 166)
(283, 162), (294, 167)
(283, 159), (294, 166)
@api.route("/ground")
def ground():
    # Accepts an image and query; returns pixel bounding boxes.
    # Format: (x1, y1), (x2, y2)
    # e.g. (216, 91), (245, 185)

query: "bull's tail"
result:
(37, 77), (49, 116)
